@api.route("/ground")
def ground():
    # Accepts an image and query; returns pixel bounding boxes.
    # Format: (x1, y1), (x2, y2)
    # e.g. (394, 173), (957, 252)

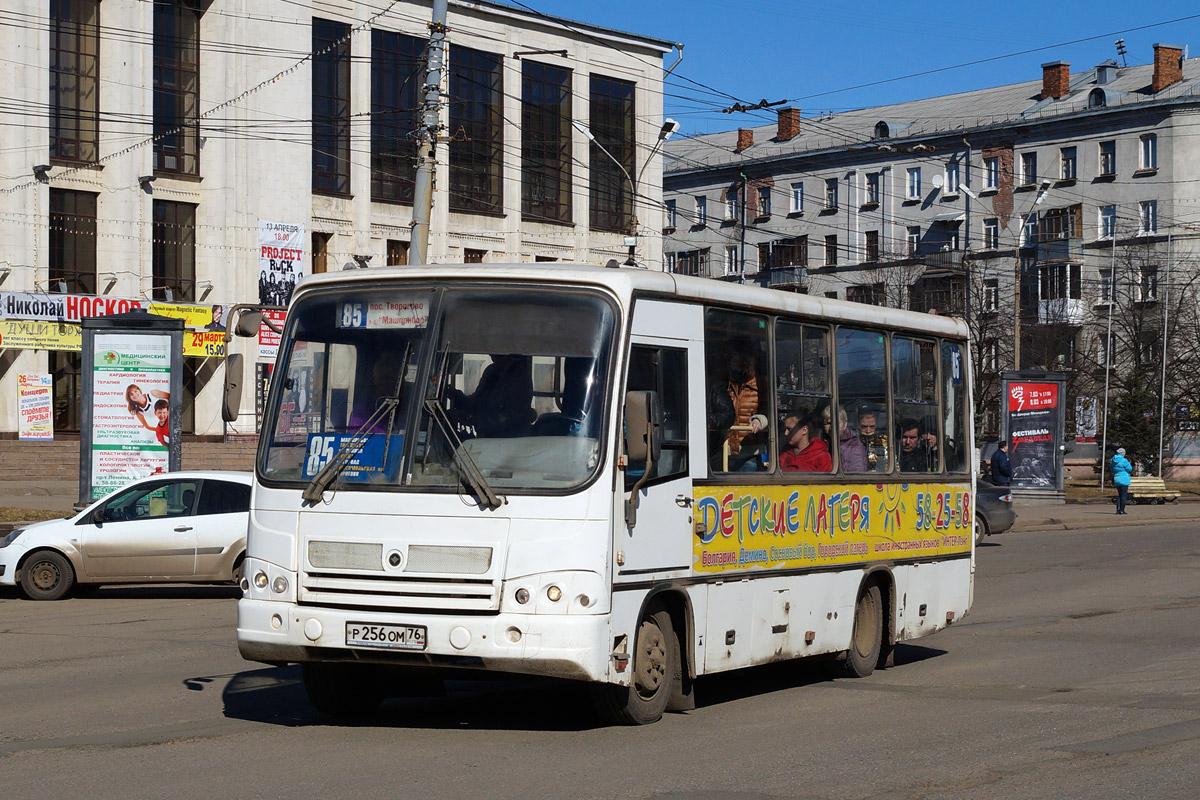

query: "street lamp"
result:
(574, 118), (679, 266)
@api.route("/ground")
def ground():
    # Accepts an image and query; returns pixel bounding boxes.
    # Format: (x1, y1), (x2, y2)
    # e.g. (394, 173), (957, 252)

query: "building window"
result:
(1140, 200), (1158, 235)
(1100, 205), (1117, 238)
(1099, 140), (1117, 176)
(311, 232), (330, 274)
(985, 157), (999, 189)
(152, 200), (196, 302)
(824, 178), (838, 209)
(824, 234), (838, 266)
(313, 18), (351, 195)
(386, 239), (407, 266)
(49, 189), (97, 294)
(725, 188), (739, 221)
(153, 0), (201, 176)
(983, 339), (999, 372)
(449, 46), (503, 214)
(1098, 268), (1113, 304)
(724, 246), (739, 275)
(1061, 146), (1077, 180)
(665, 199), (677, 230)
(1137, 266), (1159, 301)
(664, 252), (676, 272)
(760, 235), (807, 268)
(865, 230), (880, 262)
(1022, 215), (1039, 247)
(866, 172), (880, 204)
(906, 167), (921, 199)
(588, 74), (635, 232)
(464, 248), (486, 264)
(695, 196), (707, 226)
(522, 61), (572, 224)
(1140, 133), (1158, 170)
(50, 0), (100, 163)
(791, 182), (804, 213)
(1020, 152), (1037, 185)
(675, 249), (708, 277)
(945, 161), (960, 193)
(1039, 263), (1081, 301)
(907, 225), (920, 256)
(983, 218), (999, 250)
(984, 278), (999, 312)
(847, 283), (884, 306)
(757, 187), (771, 217)
(370, 29), (422, 204)
(51, 351), (82, 432)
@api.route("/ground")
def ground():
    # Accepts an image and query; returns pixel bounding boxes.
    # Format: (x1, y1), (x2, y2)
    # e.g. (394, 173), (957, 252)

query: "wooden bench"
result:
(1126, 476), (1179, 504)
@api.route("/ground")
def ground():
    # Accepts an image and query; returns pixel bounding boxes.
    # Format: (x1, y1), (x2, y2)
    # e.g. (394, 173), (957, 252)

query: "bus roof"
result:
(293, 264), (969, 339)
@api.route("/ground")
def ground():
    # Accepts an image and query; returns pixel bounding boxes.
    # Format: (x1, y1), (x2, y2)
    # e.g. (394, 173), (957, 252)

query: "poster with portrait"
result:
(258, 220), (305, 307)
(1006, 382), (1059, 489)
(89, 333), (174, 499)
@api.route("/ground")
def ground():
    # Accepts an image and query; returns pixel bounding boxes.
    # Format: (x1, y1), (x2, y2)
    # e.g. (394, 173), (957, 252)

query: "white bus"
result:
(234, 265), (974, 724)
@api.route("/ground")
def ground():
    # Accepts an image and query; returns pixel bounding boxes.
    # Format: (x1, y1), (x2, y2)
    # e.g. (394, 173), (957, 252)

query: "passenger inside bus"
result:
(448, 354), (534, 438)
(780, 410), (831, 472)
(898, 418), (932, 472)
(825, 405), (869, 472)
(856, 406), (890, 472)
(707, 340), (768, 471)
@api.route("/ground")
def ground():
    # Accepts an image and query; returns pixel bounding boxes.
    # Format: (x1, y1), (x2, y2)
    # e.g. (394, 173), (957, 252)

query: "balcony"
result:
(920, 249), (966, 271)
(1037, 298), (1086, 325)
(1038, 236), (1083, 263)
(754, 267), (809, 292)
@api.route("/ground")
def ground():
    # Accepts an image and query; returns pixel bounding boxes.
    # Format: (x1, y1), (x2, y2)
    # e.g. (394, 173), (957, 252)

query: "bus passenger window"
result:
(894, 337), (940, 472)
(836, 328), (890, 473)
(942, 341), (968, 472)
(776, 321), (832, 473)
(705, 310), (770, 474)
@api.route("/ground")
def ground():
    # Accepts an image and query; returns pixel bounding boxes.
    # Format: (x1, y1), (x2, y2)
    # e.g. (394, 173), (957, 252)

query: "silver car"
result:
(0, 471), (251, 601)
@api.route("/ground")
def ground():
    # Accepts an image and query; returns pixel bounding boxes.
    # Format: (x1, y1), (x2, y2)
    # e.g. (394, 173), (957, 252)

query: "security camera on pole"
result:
(411, 0), (449, 266)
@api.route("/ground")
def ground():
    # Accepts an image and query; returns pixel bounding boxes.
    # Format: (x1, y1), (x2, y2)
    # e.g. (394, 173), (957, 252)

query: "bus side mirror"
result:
(234, 310), (262, 337)
(625, 390), (663, 464)
(222, 353), (244, 422)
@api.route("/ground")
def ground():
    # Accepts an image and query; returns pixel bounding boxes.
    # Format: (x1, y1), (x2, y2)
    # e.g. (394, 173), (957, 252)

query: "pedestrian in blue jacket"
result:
(990, 440), (1012, 485)
(1111, 447), (1133, 515)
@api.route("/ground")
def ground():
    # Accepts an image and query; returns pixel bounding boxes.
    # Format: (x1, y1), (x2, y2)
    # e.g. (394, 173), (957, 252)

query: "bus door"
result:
(617, 301), (704, 578)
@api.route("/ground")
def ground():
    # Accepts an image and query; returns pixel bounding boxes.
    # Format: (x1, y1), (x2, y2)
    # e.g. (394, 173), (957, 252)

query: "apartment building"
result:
(0, 0), (674, 438)
(663, 45), (1200, 445)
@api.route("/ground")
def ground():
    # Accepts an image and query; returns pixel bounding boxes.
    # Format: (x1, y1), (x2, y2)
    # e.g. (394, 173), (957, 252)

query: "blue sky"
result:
(531, 0), (1200, 135)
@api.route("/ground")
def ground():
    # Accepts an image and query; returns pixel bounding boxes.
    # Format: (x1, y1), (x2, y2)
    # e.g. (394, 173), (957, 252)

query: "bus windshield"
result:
(260, 286), (617, 493)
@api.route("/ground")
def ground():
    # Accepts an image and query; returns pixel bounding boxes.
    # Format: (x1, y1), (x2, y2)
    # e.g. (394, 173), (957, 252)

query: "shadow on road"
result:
(77, 585), (242, 600)
(198, 642), (947, 730)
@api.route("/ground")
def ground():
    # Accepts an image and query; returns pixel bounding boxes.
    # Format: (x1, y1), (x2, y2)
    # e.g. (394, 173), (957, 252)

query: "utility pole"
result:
(410, 0), (448, 266)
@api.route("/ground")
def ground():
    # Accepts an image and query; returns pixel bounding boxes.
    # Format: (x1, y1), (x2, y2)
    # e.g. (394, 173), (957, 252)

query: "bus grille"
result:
(299, 571), (499, 612)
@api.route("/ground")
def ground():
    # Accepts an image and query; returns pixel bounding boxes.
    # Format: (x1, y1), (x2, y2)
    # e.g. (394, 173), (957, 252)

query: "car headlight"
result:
(1, 529), (25, 548)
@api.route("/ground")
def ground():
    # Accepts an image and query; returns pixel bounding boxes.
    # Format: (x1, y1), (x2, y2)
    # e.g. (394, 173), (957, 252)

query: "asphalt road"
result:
(2, 520), (1199, 800)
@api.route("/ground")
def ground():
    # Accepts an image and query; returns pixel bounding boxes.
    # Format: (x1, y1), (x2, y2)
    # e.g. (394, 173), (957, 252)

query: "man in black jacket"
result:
(990, 440), (1013, 485)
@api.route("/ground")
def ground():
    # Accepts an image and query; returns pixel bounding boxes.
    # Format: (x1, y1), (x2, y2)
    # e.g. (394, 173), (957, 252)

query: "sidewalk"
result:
(0, 480), (79, 513)
(1010, 497), (1198, 533)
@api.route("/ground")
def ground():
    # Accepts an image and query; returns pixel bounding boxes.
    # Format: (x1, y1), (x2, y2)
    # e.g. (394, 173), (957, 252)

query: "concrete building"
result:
(663, 45), (1200, 470)
(0, 0), (675, 440)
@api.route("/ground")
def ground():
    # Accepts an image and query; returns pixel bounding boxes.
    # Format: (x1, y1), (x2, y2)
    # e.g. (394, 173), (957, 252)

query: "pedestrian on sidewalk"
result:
(1111, 447), (1133, 515)
(990, 440), (1012, 486)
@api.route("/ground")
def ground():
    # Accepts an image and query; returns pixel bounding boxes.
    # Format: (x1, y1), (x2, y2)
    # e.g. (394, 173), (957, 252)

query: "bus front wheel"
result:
(836, 583), (883, 678)
(301, 662), (386, 717)
(592, 607), (677, 725)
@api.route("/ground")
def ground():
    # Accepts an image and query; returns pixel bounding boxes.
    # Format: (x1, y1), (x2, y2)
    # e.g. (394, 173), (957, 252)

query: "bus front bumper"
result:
(237, 597), (614, 683)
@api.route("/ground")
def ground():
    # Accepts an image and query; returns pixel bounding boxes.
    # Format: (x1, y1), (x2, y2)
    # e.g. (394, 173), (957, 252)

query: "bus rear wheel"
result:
(836, 583), (882, 678)
(301, 662), (386, 717)
(592, 607), (676, 725)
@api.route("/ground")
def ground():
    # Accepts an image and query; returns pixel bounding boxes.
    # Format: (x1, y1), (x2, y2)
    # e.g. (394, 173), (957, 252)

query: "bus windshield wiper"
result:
(302, 344), (411, 505)
(423, 398), (504, 510)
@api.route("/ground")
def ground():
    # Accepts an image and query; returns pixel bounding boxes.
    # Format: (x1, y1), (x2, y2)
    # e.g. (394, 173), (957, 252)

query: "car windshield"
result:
(260, 286), (617, 493)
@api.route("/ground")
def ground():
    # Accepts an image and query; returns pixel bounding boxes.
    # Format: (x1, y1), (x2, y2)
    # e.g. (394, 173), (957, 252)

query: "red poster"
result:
(1008, 382), (1058, 412)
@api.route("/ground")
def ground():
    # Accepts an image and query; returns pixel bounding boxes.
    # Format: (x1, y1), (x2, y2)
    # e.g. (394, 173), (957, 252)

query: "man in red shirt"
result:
(780, 412), (831, 473)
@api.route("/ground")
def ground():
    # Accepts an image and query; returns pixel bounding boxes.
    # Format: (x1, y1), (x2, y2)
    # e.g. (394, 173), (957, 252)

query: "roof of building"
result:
(464, 1), (677, 51)
(665, 56), (1200, 175)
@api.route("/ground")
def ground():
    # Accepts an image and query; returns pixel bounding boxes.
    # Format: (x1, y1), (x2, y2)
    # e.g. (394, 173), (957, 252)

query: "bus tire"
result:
(301, 662), (386, 717)
(592, 607), (675, 725)
(19, 550), (75, 601)
(836, 583), (882, 679)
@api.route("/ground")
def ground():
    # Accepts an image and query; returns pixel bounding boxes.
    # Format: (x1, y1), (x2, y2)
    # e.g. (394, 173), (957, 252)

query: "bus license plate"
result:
(345, 622), (426, 651)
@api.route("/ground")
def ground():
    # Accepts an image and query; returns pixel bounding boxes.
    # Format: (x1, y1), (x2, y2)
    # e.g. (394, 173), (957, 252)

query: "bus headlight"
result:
(253, 571), (269, 589)
(272, 575), (289, 594)
(546, 585), (562, 602)
(514, 587), (530, 604)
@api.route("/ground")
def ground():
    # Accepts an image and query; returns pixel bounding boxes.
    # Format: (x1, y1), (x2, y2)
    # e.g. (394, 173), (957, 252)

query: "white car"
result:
(0, 471), (252, 601)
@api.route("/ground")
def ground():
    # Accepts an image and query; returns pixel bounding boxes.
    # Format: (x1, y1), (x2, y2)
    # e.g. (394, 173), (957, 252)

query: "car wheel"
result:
(975, 513), (990, 546)
(835, 583), (883, 678)
(591, 606), (677, 725)
(231, 553), (246, 585)
(20, 550), (76, 601)
(301, 662), (386, 717)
